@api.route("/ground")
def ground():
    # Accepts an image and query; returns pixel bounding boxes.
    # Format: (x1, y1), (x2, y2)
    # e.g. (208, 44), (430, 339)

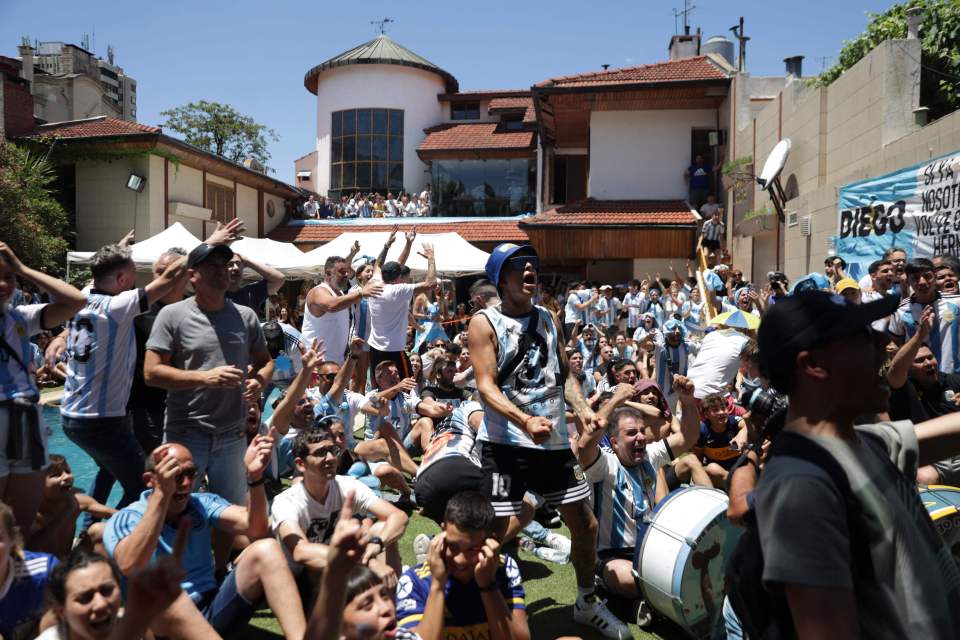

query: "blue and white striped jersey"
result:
(622, 291), (643, 327)
(654, 335), (697, 407)
(364, 390), (420, 441)
(477, 305), (567, 451)
(0, 303), (46, 401)
(584, 442), (671, 551)
(61, 288), (148, 418)
(270, 322), (304, 388)
(681, 300), (706, 335)
(888, 294), (960, 374)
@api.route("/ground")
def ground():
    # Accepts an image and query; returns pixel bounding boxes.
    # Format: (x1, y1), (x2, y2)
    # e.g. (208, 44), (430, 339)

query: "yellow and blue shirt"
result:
(396, 555), (525, 639)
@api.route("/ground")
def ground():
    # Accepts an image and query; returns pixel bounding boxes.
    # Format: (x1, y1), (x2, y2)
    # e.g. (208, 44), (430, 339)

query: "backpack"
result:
(724, 431), (872, 639)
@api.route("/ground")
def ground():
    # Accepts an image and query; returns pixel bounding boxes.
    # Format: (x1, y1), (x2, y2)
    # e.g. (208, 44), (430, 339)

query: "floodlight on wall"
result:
(756, 138), (791, 223)
(126, 173), (146, 192)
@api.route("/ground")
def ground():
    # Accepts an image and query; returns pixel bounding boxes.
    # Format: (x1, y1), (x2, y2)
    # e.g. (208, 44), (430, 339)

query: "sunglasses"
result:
(176, 468), (198, 481)
(318, 373), (337, 381)
(505, 255), (540, 272)
(307, 445), (342, 459)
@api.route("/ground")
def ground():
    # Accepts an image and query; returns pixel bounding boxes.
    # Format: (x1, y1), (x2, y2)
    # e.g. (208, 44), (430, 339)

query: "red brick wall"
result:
(3, 78), (34, 136)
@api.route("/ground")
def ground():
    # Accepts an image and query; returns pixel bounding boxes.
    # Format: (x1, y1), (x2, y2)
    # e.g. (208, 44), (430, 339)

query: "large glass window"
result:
(331, 108), (402, 195)
(451, 101), (481, 121)
(431, 158), (536, 216)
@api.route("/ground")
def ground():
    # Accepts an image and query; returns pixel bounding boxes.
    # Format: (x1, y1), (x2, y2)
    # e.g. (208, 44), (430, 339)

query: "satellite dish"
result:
(756, 138), (792, 223)
(757, 139), (791, 189)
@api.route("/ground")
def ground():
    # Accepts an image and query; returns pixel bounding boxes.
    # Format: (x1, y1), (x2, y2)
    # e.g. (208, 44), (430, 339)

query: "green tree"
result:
(0, 141), (70, 275)
(814, 0), (960, 120)
(160, 100), (278, 169)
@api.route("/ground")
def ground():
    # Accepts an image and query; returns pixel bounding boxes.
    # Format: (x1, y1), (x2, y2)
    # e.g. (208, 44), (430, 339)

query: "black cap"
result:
(381, 261), (403, 282)
(187, 243), (233, 269)
(759, 290), (899, 384)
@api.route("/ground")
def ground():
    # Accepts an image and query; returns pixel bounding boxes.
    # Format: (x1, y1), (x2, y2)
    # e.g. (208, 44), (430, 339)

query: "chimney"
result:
(906, 6), (922, 39)
(784, 55), (804, 79)
(669, 32), (701, 61)
(17, 42), (33, 90)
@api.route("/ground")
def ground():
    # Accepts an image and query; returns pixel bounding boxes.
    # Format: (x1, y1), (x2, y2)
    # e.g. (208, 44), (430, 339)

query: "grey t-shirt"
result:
(755, 422), (960, 639)
(146, 297), (267, 434)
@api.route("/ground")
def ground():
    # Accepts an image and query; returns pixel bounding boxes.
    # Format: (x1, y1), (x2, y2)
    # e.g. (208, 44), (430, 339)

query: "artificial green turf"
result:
(241, 508), (687, 639)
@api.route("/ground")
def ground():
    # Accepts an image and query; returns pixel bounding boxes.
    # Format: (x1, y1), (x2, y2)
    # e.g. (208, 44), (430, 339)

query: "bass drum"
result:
(635, 486), (743, 639)
(919, 485), (960, 560)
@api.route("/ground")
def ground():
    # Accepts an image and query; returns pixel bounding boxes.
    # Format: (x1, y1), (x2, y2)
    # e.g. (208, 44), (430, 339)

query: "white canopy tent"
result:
(66, 222), (203, 268)
(295, 232), (490, 278)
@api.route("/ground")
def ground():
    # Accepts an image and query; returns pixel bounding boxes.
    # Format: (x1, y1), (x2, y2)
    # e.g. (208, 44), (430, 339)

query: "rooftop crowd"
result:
(1, 212), (960, 640)
(298, 185), (433, 220)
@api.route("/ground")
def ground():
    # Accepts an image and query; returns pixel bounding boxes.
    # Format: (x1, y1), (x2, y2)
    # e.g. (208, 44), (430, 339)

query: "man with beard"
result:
(888, 258), (960, 374)
(749, 290), (960, 638)
(303, 254), (382, 366)
(643, 319), (698, 411)
(861, 259), (897, 331)
(469, 243), (626, 638)
(576, 377), (699, 604)
(420, 355), (475, 409)
(886, 306), (960, 486)
(225, 246), (286, 319)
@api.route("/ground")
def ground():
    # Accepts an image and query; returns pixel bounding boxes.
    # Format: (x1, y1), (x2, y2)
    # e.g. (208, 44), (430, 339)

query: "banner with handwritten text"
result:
(835, 150), (960, 283)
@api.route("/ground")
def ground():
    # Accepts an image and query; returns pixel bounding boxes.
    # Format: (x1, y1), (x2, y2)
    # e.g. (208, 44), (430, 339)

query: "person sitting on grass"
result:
(0, 500), (59, 640)
(36, 546), (184, 640)
(575, 376), (700, 609)
(103, 438), (307, 640)
(28, 454), (115, 558)
(396, 491), (530, 640)
(305, 491), (423, 640)
(693, 392), (748, 487)
(270, 427), (408, 603)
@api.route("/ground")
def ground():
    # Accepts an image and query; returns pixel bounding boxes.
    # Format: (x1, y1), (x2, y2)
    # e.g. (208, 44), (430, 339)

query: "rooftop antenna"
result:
(107, 44), (114, 65)
(601, 64), (610, 70)
(81, 33), (90, 51)
(815, 55), (831, 73)
(371, 17), (394, 35)
(673, 0), (695, 35)
(729, 17), (750, 72)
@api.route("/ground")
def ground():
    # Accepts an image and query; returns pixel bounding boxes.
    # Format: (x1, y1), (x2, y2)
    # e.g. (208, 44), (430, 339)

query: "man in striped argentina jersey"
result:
(888, 258), (960, 374)
(651, 319), (699, 412)
(470, 243), (627, 638)
(60, 244), (189, 516)
(575, 376), (700, 603)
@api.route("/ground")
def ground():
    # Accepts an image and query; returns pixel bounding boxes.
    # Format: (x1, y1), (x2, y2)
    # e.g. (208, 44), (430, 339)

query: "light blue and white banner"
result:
(835, 150), (960, 283)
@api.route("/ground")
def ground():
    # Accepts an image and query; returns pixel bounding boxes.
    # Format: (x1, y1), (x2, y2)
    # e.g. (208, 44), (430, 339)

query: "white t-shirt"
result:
(270, 477), (377, 569)
(686, 328), (749, 399)
(367, 283), (417, 351)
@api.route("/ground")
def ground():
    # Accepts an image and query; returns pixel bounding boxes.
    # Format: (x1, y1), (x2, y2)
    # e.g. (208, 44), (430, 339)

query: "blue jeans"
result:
(166, 428), (248, 505)
(62, 415), (146, 528)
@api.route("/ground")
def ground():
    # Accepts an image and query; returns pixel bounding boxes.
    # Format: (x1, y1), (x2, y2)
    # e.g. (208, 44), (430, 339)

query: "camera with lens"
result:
(740, 385), (788, 430)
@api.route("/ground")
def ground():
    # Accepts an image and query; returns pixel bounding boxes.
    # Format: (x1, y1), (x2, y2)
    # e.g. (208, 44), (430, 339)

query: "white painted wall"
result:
(313, 64), (446, 195)
(168, 164), (203, 207)
(589, 109), (717, 200)
(75, 156), (153, 250)
(236, 183), (258, 235)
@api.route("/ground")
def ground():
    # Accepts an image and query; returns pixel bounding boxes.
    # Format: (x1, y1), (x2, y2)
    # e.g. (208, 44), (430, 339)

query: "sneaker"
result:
(413, 533), (431, 565)
(394, 494), (417, 512)
(574, 592), (631, 639)
(541, 532), (571, 555)
(536, 504), (562, 528)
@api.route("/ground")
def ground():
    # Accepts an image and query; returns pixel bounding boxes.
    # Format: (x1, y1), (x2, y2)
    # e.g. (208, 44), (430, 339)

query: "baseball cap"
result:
(187, 243), (233, 269)
(835, 277), (860, 294)
(759, 290), (899, 387)
(600, 284), (613, 291)
(485, 243), (539, 286)
(381, 261), (403, 282)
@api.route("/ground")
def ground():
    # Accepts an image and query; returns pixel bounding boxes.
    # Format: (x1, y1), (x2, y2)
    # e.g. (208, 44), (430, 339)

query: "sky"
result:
(1, 0), (897, 182)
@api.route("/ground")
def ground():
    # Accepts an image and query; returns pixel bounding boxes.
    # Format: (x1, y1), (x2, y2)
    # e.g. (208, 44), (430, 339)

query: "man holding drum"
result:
(574, 376), (700, 604)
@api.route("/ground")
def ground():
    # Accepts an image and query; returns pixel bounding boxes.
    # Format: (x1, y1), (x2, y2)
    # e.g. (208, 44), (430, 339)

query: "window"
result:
(330, 108), (403, 196)
(431, 158), (536, 216)
(206, 183), (234, 223)
(451, 101), (480, 121)
(502, 115), (523, 131)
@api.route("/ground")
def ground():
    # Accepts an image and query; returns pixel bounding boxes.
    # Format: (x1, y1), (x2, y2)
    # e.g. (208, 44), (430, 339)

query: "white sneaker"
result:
(574, 592), (631, 639)
(541, 532), (571, 555)
(413, 533), (431, 565)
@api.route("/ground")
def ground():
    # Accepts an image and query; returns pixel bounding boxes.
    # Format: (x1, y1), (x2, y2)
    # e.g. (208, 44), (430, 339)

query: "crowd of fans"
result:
(299, 186), (434, 220)
(1, 215), (960, 640)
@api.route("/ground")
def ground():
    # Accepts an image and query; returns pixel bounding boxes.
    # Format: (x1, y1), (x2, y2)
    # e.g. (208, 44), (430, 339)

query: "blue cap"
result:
(485, 243), (537, 286)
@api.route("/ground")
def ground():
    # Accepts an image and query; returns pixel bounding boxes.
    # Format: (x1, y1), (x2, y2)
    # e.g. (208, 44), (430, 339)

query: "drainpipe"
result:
(536, 139), (543, 213)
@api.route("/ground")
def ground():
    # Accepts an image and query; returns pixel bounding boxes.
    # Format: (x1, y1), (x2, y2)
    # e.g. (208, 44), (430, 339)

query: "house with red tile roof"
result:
(15, 116), (303, 252)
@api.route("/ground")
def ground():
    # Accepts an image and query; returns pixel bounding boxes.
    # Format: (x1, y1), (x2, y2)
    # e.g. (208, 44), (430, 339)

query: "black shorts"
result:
(369, 347), (411, 378)
(663, 464), (682, 492)
(702, 238), (721, 252)
(480, 441), (590, 517)
(415, 456), (483, 524)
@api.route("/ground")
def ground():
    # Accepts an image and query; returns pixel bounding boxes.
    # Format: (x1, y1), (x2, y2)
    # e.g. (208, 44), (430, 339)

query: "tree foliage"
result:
(0, 141), (70, 275)
(160, 100), (278, 169)
(814, 0), (960, 120)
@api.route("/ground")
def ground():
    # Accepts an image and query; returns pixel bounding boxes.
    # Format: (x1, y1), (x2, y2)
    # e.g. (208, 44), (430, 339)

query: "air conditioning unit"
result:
(799, 215), (812, 237)
(787, 211), (799, 227)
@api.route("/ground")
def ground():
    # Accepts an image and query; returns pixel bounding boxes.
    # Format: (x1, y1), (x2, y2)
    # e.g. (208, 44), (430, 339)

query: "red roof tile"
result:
(488, 97), (532, 111)
(520, 200), (697, 227)
(536, 56), (728, 89)
(269, 220), (527, 244)
(439, 89), (530, 99)
(21, 116), (160, 138)
(418, 123), (535, 152)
